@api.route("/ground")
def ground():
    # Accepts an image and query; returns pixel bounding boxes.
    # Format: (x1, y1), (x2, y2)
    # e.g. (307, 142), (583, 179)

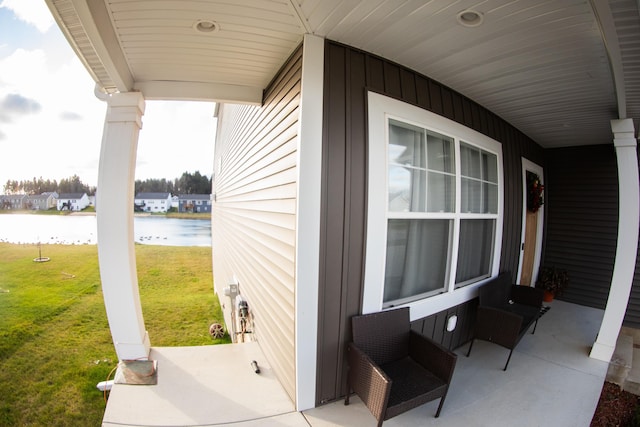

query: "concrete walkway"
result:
(103, 300), (608, 426)
(102, 343), (306, 426)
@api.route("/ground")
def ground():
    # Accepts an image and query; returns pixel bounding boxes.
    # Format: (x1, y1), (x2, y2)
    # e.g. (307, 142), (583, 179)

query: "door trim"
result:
(517, 158), (544, 285)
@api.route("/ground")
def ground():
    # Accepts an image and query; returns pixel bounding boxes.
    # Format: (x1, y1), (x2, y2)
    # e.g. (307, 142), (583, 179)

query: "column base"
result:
(590, 339), (614, 362)
(115, 330), (151, 361)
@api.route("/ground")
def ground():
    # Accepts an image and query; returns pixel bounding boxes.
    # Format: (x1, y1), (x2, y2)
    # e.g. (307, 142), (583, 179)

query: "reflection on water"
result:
(134, 216), (211, 246)
(0, 214), (211, 246)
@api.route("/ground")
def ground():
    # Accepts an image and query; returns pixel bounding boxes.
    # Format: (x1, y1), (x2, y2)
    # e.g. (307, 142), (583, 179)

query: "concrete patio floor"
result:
(103, 300), (608, 426)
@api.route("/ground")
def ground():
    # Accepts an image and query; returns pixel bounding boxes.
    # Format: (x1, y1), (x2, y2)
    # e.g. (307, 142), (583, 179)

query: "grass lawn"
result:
(0, 243), (228, 426)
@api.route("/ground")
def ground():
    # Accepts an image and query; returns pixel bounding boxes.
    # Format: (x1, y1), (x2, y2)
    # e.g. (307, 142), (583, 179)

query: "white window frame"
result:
(363, 92), (504, 321)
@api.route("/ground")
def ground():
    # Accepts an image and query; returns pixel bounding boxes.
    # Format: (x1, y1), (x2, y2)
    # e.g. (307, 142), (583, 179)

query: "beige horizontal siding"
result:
(212, 46), (302, 403)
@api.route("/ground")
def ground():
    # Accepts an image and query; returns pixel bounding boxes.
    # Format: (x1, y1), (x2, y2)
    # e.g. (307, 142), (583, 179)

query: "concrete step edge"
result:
(606, 333), (633, 387)
(623, 347), (640, 396)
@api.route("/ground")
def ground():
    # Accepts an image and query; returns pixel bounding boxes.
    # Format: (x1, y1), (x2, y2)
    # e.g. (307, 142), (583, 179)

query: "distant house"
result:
(178, 194), (211, 213)
(57, 193), (89, 211)
(0, 195), (9, 209)
(0, 194), (27, 210)
(134, 192), (172, 213)
(171, 195), (179, 210)
(26, 192), (58, 210)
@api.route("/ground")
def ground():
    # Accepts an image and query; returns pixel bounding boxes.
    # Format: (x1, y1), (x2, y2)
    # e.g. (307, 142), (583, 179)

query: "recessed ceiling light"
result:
(193, 20), (219, 33)
(457, 10), (484, 27)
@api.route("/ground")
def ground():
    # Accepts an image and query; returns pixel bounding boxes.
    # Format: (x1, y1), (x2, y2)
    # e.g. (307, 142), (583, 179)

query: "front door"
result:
(517, 159), (544, 286)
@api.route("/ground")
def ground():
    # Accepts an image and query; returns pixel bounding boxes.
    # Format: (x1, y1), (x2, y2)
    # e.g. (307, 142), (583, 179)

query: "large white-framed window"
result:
(363, 92), (503, 320)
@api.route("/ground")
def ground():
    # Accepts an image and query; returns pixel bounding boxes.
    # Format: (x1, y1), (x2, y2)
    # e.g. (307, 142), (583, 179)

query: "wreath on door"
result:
(527, 172), (544, 213)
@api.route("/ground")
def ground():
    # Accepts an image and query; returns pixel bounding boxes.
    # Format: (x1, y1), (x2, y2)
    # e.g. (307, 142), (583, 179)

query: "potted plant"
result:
(537, 266), (569, 302)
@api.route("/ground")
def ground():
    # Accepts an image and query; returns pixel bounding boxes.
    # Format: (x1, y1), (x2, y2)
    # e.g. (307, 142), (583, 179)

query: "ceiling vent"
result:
(193, 20), (219, 33)
(457, 10), (484, 27)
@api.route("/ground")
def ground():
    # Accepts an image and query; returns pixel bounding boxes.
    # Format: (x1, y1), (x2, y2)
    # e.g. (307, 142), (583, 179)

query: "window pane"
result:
(461, 142), (498, 213)
(455, 219), (495, 285)
(388, 166), (426, 212)
(427, 131), (454, 173)
(461, 177), (481, 213)
(484, 182), (498, 214)
(460, 143), (481, 179)
(427, 172), (454, 212)
(482, 152), (498, 183)
(462, 180), (498, 213)
(389, 120), (425, 168)
(384, 219), (450, 303)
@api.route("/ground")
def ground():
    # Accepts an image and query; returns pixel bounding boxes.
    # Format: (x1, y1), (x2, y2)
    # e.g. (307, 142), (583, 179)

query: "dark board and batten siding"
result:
(542, 145), (640, 328)
(541, 144), (640, 328)
(542, 146), (619, 310)
(410, 300), (478, 351)
(212, 46), (302, 403)
(317, 40), (544, 405)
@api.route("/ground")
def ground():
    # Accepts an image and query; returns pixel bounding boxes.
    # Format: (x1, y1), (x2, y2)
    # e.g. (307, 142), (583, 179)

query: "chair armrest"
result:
(474, 306), (522, 349)
(510, 285), (544, 307)
(347, 343), (392, 421)
(409, 331), (457, 384)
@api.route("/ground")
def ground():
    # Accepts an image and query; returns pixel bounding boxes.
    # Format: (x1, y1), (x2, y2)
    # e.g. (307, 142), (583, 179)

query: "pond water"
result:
(0, 214), (211, 246)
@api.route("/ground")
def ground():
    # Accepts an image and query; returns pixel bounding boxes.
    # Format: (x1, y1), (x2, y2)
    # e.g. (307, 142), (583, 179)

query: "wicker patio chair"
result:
(345, 307), (457, 426)
(466, 272), (545, 370)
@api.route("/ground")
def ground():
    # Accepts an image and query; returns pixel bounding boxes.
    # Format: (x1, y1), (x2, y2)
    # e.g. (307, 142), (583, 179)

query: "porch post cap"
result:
(611, 118), (635, 134)
(108, 91), (146, 113)
(611, 119), (638, 148)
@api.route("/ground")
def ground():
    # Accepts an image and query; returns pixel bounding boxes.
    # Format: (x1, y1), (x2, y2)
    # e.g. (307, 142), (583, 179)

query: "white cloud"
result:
(0, 48), (47, 89)
(0, 48), (96, 110)
(0, 46), (105, 187)
(0, 93), (42, 117)
(0, 0), (54, 33)
(60, 111), (83, 121)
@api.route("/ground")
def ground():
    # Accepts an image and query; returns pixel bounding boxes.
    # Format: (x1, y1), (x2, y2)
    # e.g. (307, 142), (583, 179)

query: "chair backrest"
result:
(351, 307), (410, 365)
(478, 271), (512, 307)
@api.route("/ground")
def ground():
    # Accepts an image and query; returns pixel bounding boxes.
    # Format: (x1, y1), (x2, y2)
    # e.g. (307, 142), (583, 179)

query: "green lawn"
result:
(0, 243), (228, 426)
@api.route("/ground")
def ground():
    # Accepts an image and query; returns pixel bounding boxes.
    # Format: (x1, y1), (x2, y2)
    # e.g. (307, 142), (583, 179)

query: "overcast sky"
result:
(0, 0), (216, 189)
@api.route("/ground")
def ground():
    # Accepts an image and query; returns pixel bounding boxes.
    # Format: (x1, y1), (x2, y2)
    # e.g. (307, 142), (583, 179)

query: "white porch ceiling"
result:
(45, 0), (640, 148)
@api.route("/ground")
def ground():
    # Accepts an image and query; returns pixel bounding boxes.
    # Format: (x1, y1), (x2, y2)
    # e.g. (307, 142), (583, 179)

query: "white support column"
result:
(591, 119), (639, 361)
(96, 91), (150, 361)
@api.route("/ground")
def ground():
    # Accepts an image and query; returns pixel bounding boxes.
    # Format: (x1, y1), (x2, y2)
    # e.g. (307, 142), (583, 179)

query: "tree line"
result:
(3, 171), (212, 196)
(3, 175), (95, 195)
(135, 171), (211, 195)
